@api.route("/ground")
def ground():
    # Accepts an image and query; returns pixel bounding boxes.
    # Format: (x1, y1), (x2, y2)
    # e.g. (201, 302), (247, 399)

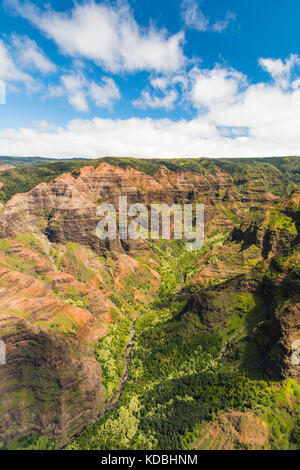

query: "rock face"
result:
(0, 162), (236, 244)
(259, 255), (300, 381)
(0, 160), (299, 445)
(0, 311), (105, 444)
(0, 241), (111, 444)
(186, 190), (300, 380)
(0, 160), (278, 247)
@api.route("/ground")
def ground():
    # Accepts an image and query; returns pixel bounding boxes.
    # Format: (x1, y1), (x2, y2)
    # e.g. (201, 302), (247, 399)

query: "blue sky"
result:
(0, 0), (300, 158)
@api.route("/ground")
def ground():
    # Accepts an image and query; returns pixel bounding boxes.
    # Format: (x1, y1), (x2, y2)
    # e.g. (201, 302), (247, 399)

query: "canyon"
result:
(0, 156), (299, 450)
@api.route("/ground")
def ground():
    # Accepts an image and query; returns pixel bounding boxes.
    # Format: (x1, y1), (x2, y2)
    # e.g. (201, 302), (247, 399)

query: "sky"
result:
(0, 0), (300, 158)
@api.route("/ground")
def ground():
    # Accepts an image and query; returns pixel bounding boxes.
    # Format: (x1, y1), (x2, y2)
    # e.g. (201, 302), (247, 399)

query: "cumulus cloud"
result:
(6, 0), (186, 74)
(2, 54), (300, 158)
(60, 74), (89, 112)
(133, 66), (245, 111)
(181, 0), (235, 33)
(133, 89), (178, 110)
(133, 73), (190, 110)
(0, 38), (42, 95)
(0, 39), (33, 84)
(150, 77), (170, 90)
(0, 117), (221, 158)
(48, 73), (121, 112)
(10, 34), (56, 74)
(259, 54), (300, 89)
(0, 108), (298, 159)
(189, 66), (247, 109)
(89, 78), (121, 110)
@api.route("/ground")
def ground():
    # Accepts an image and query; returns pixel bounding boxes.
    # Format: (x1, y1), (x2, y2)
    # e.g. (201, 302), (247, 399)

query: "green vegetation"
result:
(15, 232), (44, 253)
(268, 210), (297, 234)
(0, 156), (299, 203)
(35, 313), (81, 337)
(95, 320), (131, 399)
(66, 235), (300, 451)
(0, 239), (10, 251)
(0, 248), (50, 282)
(68, 294), (300, 450)
(0, 155), (299, 450)
(0, 435), (57, 450)
(0, 159), (90, 203)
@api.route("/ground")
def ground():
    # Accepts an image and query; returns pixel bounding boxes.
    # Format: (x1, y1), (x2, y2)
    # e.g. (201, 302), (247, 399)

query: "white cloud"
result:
(89, 77), (121, 110)
(2, 55), (300, 158)
(31, 120), (58, 132)
(0, 39), (31, 83)
(133, 89), (178, 110)
(10, 34), (56, 74)
(181, 0), (209, 32)
(0, 38), (41, 94)
(181, 0), (235, 33)
(48, 73), (121, 112)
(7, 0), (186, 74)
(134, 65), (245, 111)
(0, 117), (220, 158)
(189, 66), (247, 109)
(259, 54), (300, 89)
(133, 73), (189, 110)
(60, 74), (89, 112)
(150, 77), (169, 90)
(211, 12), (236, 33)
(0, 99), (297, 159)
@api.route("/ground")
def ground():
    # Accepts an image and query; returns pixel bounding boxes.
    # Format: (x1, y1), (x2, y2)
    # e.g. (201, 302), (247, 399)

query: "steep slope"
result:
(186, 190), (300, 380)
(0, 310), (105, 444)
(0, 158), (299, 449)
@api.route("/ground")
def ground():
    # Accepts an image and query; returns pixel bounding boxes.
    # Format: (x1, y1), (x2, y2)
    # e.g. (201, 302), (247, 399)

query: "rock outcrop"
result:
(0, 311), (105, 445)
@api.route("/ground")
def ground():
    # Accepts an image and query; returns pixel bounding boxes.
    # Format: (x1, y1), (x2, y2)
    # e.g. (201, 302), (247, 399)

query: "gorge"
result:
(0, 156), (299, 450)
